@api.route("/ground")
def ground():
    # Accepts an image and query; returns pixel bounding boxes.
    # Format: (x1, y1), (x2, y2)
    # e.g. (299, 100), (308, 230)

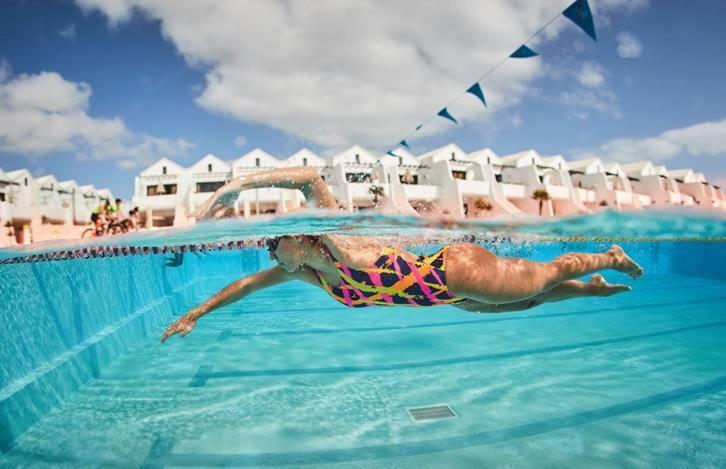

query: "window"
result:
(399, 174), (419, 184)
(196, 181), (225, 193)
(355, 154), (360, 164)
(451, 152), (456, 161)
(495, 174), (503, 182)
(147, 184), (177, 196)
(345, 172), (371, 183)
(303, 158), (308, 166)
(452, 170), (467, 180)
(255, 158), (260, 167)
(207, 163), (213, 172)
(0, 193), (5, 202)
(24, 178), (28, 186)
(398, 157), (403, 165)
(162, 166), (167, 175)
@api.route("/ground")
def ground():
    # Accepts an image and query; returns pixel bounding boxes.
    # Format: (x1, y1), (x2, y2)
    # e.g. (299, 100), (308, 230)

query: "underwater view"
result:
(2, 0), (726, 467)
(1, 211), (725, 467)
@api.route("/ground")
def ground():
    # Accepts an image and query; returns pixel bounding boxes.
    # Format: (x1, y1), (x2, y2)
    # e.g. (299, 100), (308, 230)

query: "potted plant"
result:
(369, 185), (384, 207)
(473, 198), (493, 217)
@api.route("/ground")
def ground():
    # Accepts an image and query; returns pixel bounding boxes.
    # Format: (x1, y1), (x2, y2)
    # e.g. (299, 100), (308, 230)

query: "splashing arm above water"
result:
(160, 265), (296, 343)
(194, 167), (339, 220)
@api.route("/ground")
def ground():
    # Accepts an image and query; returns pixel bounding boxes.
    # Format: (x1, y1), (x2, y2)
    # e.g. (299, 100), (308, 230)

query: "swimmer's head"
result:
(266, 235), (308, 272)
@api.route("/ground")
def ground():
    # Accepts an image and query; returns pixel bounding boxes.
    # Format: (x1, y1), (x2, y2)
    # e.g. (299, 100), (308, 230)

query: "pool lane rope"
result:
(0, 233), (506, 265)
(0, 239), (266, 265)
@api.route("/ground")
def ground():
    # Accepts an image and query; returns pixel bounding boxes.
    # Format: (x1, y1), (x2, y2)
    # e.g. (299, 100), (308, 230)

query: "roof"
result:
(467, 148), (500, 165)
(233, 148), (280, 168)
(418, 143), (466, 163)
(189, 153), (231, 173)
(568, 157), (605, 174)
(283, 148), (326, 167)
(621, 161), (656, 177)
(140, 157), (185, 177)
(541, 155), (569, 170)
(329, 145), (380, 166)
(499, 149), (544, 167)
(35, 175), (59, 187)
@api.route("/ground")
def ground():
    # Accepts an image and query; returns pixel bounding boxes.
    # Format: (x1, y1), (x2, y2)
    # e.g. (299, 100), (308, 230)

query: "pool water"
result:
(1, 213), (725, 467)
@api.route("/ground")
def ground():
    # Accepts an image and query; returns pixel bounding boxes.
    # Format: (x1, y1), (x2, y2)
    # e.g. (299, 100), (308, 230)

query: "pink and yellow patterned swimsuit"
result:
(313, 246), (465, 308)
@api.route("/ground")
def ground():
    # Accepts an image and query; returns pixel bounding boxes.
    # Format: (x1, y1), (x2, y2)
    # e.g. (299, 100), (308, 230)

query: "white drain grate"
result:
(407, 404), (458, 423)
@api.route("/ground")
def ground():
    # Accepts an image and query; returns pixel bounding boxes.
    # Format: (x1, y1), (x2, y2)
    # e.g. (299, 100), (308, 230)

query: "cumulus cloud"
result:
(59, 24), (77, 39)
(616, 31), (642, 58)
(233, 135), (247, 148)
(0, 59), (11, 83)
(76, 0), (595, 149)
(582, 119), (726, 162)
(0, 68), (193, 168)
(576, 62), (606, 88)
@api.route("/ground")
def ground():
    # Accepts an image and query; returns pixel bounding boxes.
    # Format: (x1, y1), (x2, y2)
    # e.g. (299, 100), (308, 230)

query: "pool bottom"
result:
(1, 272), (725, 468)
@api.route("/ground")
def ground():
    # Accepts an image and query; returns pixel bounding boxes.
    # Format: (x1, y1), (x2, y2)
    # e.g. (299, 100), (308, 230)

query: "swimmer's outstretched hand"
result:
(160, 312), (198, 343)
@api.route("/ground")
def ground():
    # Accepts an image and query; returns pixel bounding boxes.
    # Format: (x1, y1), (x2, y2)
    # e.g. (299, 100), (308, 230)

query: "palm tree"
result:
(369, 185), (384, 207)
(531, 189), (550, 216)
(473, 198), (493, 217)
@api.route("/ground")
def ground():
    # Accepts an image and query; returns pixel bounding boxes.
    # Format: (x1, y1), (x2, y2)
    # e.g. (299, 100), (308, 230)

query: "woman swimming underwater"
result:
(161, 167), (643, 343)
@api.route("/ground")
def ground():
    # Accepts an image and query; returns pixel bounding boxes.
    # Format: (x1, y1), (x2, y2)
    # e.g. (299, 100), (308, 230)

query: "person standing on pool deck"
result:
(161, 167), (643, 343)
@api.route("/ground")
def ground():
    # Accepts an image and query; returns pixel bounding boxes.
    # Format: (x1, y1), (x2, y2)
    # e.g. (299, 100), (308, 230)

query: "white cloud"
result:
(576, 62), (605, 88)
(582, 119), (726, 162)
(0, 69), (193, 168)
(0, 59), (11, 83)
(59, 24), (77, 39)
(593, 0), (649, 15)
(75, 0), (591, 149)
(233, 135), (247, 148)
(616, 31), (642, 58)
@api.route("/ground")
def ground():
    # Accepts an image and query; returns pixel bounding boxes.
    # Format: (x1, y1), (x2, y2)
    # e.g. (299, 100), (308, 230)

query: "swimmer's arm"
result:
(161, 265), (295, 343)
(195, 167), (338, 219)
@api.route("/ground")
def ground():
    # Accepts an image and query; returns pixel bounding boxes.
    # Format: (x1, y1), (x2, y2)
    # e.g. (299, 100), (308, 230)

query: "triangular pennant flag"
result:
(386, 150), (396, 157)
(415, 124), (423, 131)
(563, 0), (596, 41)
(510, 45), (538, 58)
(466, 83), (487, 108)
(399, 140), (411, 149)
(437, 108), (458, 124)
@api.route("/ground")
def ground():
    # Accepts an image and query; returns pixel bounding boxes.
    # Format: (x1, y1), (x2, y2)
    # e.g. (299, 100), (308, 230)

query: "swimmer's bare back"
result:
(161, 168), (643, 343)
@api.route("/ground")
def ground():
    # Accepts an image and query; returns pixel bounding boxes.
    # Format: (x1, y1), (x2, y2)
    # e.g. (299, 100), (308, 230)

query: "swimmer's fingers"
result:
(160, 317), (196, 343)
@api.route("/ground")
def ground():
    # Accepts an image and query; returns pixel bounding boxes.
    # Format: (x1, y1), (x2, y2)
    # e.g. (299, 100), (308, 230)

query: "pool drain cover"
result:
(407, 404), (458, 423)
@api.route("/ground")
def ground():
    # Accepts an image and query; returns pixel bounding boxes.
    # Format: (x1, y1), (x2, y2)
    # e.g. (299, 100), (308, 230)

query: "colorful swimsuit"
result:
(313, 246), (465, 308)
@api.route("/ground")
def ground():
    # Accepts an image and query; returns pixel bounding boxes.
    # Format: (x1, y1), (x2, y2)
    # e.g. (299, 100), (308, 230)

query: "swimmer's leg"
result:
(454, 275), (631, 313)
(447, 244), (642, 305)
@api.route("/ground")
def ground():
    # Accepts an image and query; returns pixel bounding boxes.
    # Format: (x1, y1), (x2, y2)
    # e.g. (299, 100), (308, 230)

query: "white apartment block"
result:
(131, 145), (726, 227)
(0, 167), (114, 246)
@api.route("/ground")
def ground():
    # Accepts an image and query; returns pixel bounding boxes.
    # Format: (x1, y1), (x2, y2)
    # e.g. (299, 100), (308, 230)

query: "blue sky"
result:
(1, 0), (725, 198)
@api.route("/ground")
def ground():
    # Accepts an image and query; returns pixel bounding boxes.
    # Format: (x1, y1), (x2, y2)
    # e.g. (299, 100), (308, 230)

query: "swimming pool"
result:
(1, 211), (725, 467)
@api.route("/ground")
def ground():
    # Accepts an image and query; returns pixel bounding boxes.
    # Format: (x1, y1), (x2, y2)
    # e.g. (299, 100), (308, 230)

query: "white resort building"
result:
(130, 145), (726, 227)
(0, 167), (115, 247)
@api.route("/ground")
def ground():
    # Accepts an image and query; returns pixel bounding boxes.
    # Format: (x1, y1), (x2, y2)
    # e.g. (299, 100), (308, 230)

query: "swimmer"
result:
(161, 167), (643, 342)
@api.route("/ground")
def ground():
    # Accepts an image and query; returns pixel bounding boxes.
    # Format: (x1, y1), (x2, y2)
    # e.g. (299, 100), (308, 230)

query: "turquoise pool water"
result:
(0, 212), (725, 467)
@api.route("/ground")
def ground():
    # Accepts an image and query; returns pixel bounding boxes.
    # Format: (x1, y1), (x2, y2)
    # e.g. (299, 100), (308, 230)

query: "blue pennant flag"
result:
(563, 0), (596, 41)
(415, 124), (423, 131)
(510, 45), (538, 58)
(399, 140), (411, 149)
(386, 150), (396, 157)
(437, 108), (458, 124)
(466, 83), (487, 108)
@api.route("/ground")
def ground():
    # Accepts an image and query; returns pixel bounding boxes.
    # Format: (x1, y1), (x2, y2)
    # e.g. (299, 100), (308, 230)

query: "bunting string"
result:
(387, 0), (596, 156)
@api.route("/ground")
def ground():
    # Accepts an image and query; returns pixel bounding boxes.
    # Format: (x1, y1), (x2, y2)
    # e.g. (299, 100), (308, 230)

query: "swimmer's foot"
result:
(608, 245), (644, 278)
(589, 274), (632, 296)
